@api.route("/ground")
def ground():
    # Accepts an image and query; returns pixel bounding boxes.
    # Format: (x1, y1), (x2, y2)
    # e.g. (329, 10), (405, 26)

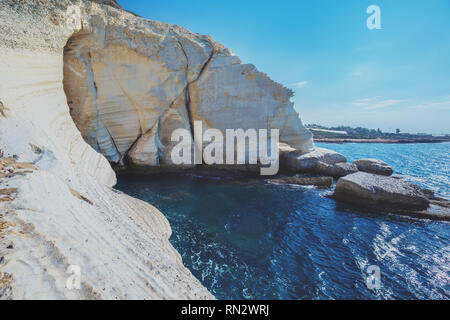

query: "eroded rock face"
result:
(334, 172), (429, 210)
(63, 16), (314, 169)
(0, 0), (213, 300)
(188, 59), (314, 152)
(63, 28), (199, 164)
(353, 159), (394, 176)
(316, 162), (359, 178)
(91, 0), (123, 9)
(280, 147), (347, 173)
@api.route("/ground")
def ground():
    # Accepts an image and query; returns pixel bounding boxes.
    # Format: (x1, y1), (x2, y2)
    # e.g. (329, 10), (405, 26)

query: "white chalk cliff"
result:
(0, 0), (313, 299)
(62, 2), (314, 168)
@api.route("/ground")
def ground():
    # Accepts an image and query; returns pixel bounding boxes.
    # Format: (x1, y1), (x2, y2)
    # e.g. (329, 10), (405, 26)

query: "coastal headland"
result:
(0, 0), (448, 300)
(314, 138), (450, 143)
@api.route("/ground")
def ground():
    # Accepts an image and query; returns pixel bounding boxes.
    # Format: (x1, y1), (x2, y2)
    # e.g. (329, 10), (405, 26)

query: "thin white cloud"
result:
(408, 96), (450, 110)
(291, 81), (308, 89)
(353, 96), (381, 103)
(352, 97), (405, 110)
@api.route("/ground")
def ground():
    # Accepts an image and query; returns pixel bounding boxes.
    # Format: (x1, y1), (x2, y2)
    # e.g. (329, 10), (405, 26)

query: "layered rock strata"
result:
(0, 0), (213, 300)
(62, 6), (314, 170)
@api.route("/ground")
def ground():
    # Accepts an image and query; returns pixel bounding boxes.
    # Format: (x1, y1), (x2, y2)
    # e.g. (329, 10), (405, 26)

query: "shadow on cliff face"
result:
(63, 31), (100, 153)
(62, 29), (197, 169)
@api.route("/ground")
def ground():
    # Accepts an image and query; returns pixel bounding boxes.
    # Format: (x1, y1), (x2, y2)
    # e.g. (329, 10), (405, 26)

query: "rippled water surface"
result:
(116, 142), (450, 299)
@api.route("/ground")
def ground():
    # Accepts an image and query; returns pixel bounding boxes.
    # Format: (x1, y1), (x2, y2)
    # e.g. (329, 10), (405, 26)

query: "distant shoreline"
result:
(315, 138), (450, 144)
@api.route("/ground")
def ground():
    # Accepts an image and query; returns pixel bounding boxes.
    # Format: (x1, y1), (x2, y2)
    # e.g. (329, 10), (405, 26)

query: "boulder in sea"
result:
(269, 176), (334, 188)
(316, 161), (359, 178)
(353, 159), (394, 176)
(280, 147), (347, 173)
(422, 189), (450, 209)
(333, 172), (429, 210)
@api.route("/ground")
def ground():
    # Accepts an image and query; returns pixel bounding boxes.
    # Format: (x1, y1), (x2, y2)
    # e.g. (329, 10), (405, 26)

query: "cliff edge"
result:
(0, 0), (313, 299)
(0, 0), (213, 300)
(60, 1), (313, 168)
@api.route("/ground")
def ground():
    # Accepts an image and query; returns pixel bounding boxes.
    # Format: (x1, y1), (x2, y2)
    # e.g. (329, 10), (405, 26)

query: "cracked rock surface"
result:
(352, 158), (394, 176)
(334, 172), (430, 210)
(62, 3), (314, 168)
(0, 0), (213, 300)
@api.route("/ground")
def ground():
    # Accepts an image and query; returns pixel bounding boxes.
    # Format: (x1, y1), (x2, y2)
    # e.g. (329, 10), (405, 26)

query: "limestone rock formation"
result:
(91, 0), (123, 9)
(353, 159), (394, 176)
(0, 0), (212, 300)
(62, 7), (314, 169)
(334, 172), (429, 210)
(316, 162), (359, 178)
(280, 147), (347, 173)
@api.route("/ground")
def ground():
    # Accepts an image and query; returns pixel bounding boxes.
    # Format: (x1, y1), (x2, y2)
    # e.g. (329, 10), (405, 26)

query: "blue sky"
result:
(118, 0), (450, 134)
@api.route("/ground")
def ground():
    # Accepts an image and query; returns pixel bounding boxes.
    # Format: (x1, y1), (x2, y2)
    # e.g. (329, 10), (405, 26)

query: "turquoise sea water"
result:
(318, 142), (450, 199)
(116, 142), (450, 300)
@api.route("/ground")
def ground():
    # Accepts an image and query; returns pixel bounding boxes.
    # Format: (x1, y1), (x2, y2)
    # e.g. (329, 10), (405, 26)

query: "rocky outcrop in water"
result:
(353, 159), (394, 176)
(333, 171), (450, 220)
(269, 176), (334, 188)
(334, 172), (429, 210)
(280, 146), (347, 173)
(316, 162), (359, 178)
